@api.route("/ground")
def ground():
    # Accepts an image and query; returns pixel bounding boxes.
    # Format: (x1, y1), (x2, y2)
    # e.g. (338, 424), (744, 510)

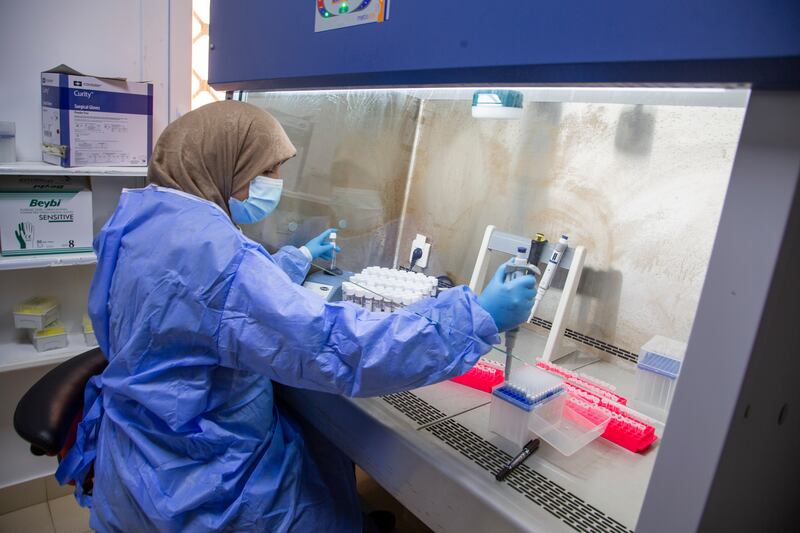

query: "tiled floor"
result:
(0, 495), (90, 533)
(356, 467), (433, 533)
(0, 470), (426, 533)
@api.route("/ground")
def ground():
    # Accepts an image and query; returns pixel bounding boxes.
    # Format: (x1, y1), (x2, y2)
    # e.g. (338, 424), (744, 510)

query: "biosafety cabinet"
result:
(206, 1), (800, 532)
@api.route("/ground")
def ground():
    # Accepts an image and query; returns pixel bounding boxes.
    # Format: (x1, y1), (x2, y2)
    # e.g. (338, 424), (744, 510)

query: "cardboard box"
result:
(0, 121), (15, 163)
(31, 321), (69, 352)
(13, 297), (60, 330)
(0, 176), (93, 256)
(41, 64), (152, 167)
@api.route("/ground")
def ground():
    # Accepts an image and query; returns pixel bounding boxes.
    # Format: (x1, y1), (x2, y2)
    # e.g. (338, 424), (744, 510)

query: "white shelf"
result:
(0, 334), (93, 373)
(0, 425), (57, 489)
(0, 161), (147, 176)
(0, 252), (97, 271)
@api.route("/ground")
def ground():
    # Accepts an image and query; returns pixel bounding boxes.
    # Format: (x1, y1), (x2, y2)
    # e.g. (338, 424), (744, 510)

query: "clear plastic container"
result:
(633, 335), (686, 421)
(31, 321), (68, 352)
(528, 395), (610, 456)
(14, 297), (59, 330)
(341, 282), (354, 303)
(489, 391), (533, 448)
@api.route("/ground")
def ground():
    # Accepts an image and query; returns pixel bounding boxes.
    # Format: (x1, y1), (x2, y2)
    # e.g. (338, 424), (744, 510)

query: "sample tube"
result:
(328, 231), (338, 272)
(381, 294), (392, 313)
(342, 282), (353, 302)
(354, 288), (365, 308)
(429, 278), (438, 296)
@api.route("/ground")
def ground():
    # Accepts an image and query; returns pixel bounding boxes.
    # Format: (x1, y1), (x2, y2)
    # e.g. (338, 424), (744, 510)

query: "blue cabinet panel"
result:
(209, 1), (800, 90)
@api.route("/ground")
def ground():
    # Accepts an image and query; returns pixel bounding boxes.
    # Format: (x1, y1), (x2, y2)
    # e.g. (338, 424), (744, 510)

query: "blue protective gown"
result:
(56, 185), (499, 532)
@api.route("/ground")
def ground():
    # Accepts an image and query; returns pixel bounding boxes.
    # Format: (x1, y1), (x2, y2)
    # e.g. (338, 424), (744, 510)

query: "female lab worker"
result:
(57, 101), (536, 533)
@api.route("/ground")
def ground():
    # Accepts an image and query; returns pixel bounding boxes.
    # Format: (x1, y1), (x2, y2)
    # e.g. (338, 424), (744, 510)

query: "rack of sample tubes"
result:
(342, 267), (440, 312)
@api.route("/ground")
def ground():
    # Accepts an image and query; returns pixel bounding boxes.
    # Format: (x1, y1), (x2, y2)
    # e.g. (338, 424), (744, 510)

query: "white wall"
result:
(0, 0), (191, 162)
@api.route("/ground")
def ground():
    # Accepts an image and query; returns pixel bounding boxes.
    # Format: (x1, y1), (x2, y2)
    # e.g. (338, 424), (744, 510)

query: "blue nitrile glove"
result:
(477, 261), (537, 332)
(302, 228), (341, 261)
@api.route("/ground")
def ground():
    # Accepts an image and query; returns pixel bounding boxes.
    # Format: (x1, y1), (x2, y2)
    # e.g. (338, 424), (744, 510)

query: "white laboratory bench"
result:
(279, 329), (660, 533)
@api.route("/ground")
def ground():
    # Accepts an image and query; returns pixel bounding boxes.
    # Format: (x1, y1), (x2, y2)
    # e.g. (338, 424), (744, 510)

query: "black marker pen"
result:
(495, 439), (541, 481)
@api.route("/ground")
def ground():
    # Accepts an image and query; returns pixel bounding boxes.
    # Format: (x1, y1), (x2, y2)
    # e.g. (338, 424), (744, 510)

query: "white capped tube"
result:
(342, 282), (354, 302)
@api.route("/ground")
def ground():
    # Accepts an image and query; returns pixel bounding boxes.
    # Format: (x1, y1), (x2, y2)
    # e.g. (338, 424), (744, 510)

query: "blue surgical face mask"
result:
(228, 176), (283, 225)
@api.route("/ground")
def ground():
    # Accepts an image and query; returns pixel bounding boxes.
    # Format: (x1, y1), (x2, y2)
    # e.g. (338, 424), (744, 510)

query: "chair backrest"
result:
(14, 348), (108, 456)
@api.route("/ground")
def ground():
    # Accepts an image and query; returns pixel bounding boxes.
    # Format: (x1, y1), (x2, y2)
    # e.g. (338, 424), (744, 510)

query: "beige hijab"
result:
(148, 101), (296, 215)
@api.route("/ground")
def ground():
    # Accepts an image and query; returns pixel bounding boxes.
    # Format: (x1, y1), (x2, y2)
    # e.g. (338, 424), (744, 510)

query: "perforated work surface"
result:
(381, 391), (447, 426)
(382, 393), (633, 533)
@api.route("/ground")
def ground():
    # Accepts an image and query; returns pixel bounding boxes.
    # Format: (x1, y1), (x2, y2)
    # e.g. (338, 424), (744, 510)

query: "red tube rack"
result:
(564, 382), (657, 453)
(451, 358), (505, 393)
(536, 360), (628, 405)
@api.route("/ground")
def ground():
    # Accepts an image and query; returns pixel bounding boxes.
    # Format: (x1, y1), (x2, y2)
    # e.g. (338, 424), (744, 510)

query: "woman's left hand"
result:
(304, 228), (341, 260)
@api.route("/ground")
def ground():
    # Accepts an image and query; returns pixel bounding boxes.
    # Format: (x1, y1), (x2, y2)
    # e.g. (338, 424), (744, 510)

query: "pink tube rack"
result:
(536, 360), (628, 405)
(564, 382), (657, 453)
(451, 358), (505, 393)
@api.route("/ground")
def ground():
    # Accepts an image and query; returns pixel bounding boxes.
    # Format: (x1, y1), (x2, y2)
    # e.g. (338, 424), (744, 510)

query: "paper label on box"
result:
(70, 110), (149, 165)
(0, 189), (93, 255)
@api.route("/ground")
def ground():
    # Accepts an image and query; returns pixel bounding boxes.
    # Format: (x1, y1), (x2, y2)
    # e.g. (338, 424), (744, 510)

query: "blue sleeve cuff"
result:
(273, 246), (311, 284)
(463, 287), (501, 346)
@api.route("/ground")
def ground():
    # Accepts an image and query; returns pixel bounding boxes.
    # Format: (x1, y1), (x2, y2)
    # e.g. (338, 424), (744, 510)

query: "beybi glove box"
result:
(0, 176), (93, 256)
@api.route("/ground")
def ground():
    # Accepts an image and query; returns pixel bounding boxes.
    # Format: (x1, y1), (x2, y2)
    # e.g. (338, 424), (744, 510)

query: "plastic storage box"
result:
(13, 297), (59, 330)
(83, 314), (97, 347)
(489, 367), (564, 447)
(31, 321), (68, 352)
(489, 392), (532, 448)
(528, 395), (610, 456)
(634, 335), (687, 420)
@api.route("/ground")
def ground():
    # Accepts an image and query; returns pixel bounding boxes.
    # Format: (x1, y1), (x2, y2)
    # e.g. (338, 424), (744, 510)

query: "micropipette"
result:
(503, 247), (541, 381)
(528, 234), (567, 320)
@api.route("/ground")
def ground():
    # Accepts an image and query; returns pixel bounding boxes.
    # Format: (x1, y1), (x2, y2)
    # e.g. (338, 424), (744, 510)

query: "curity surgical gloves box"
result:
(0, 176), (93, 256)
(41, 64), (153, 167)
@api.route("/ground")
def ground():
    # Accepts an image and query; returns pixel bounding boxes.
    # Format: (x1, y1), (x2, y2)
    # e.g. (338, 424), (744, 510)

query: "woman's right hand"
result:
(303, 228), (341, 260)
(477, 262), (537, 332)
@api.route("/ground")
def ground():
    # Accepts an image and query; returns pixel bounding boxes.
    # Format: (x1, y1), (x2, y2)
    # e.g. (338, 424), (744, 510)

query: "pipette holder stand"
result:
(469, 225), (586, 363)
